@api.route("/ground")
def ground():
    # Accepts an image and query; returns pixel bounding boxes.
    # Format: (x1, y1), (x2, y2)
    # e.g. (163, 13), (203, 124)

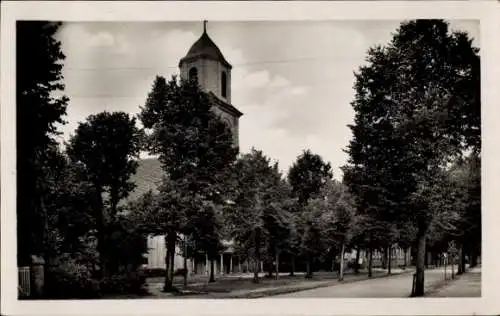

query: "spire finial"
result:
(203, 20), (207, 33)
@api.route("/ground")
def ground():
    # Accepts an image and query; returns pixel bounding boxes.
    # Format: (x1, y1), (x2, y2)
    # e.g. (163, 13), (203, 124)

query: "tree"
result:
(190, 199), (226, 283)
(344, 20), (480, 296)
(320, 180), (356, 280)
(288, 150), (333, 206)
(66, 111), (143, 278)
(227, 149), (283, 283)
(288, 150), (333, 278)
(44, 152), (95, 259)
(139, 75), (237, 289)
(16, 21), (69, 270)
(263, 180), (295, 279)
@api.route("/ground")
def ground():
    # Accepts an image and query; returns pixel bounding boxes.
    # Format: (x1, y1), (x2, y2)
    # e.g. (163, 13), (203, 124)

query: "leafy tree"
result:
(461, 154), (481, 267)
(428, 153), (481, 273)
(288, 150), (332, 278)
(227, 149), (283, 283)
(139, 75), (237, 289)
(190, 199), (226, 283)
(288, 150), (333, 205)
(319, 180), (356, 280)
(263, 180), (295, 279)
(45, 152), (95, 259)
(299, 198), (327, 278)
(66, 111), (143, 277)
(344, 20), (480, 296)
(16, 21), (69, 269)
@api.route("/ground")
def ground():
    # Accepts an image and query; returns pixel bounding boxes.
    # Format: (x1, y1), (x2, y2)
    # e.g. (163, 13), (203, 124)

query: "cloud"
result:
(56, 20), (479, 180)
(87, 31), (115, 47)
(290, 86), (308, 95)
(269, 75), (291, 88)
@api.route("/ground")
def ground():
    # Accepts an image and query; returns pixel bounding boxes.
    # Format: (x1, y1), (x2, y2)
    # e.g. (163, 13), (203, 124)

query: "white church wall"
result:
(146, 235), (193, 272)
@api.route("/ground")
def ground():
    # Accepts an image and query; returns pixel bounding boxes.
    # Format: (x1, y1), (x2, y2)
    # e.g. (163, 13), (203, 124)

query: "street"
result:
(274, 265), (459, 298)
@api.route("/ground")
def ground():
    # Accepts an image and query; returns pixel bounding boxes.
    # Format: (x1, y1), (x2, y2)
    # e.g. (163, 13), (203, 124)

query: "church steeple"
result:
(179, 20), (232, 102)
(177, 20), (242, 148)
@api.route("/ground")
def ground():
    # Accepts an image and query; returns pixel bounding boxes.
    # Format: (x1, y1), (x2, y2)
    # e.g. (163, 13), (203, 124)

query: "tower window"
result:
(189, 67), (198, 83)
(221, 71), (227, 98)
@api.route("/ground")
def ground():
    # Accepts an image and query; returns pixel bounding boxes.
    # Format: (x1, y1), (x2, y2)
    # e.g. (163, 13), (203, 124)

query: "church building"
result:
(142, 22), (246, 276)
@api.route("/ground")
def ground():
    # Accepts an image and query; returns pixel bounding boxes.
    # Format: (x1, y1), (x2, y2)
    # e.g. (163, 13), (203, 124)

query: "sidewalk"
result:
(427, 265), (481, 297)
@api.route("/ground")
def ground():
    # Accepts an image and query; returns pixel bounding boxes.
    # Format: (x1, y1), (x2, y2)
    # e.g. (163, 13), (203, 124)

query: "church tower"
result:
(179, 21), (242, 148)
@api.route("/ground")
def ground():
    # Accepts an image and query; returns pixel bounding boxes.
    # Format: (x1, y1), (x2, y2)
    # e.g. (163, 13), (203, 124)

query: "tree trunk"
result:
(444, 253), (448, 280)
(382, 247), (388, 269)
(388, 245), (392, 275)
(368, 247), (373, 278)
(164, 233), (176, 292)
(355, 247), (360, 274)
(209, 259), (215, 283)
(451, 254), (455, 279)
(164, 250), (170, 291)
(267, 261), (273, 278)
(403, 248), (408, 269)
(339, 241), (345, 281)
(305, 253), (313, 278)
(459, 244), (466, 275)
(39, 195), (51, 298)
(183, 235), (188, 286)
(253, 228), (261, 284)
(414, 231), (426, 297)
(253, 259), (260, 283)
(290, 255), (295, 276)
(471, 251), (478, 267)
(275, 251), (280, 280)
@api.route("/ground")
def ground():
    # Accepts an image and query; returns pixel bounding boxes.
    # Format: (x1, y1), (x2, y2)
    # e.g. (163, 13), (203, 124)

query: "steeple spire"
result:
(203, 20), (207, 34)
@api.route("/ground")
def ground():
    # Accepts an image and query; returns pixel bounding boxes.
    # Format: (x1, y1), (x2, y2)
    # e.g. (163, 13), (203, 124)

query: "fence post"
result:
(31, 255), (46, 297)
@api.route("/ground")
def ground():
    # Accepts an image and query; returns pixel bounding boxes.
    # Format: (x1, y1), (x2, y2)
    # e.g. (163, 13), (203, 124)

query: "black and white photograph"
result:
(1, 1), (498, 316)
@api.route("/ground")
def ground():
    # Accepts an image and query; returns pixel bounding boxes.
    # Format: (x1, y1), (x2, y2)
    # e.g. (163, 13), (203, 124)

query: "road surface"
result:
(275, 265), (458, 298)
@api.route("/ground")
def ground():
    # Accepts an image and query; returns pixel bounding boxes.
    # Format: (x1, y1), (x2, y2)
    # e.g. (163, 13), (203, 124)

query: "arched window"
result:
(189, 67), (198, 83)
(221, 71), (227, 98)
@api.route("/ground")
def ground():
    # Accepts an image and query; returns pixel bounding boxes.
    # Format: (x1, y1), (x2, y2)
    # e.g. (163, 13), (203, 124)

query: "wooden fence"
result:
(18, 266), (31, 297)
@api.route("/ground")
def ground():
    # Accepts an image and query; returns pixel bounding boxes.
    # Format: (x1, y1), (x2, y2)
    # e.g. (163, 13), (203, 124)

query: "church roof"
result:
(179, 30), (232, 69)
(208, 92), (243, 118)
(126, 158), (164, 203)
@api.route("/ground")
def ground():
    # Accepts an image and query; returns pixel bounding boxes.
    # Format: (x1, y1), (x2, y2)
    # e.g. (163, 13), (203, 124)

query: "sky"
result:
(55, 20), (479, 180)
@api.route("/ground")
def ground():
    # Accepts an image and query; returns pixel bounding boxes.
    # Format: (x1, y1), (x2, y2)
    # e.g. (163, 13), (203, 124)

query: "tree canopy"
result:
(344, 19), (480, 296)
(17, 21), (69, 266)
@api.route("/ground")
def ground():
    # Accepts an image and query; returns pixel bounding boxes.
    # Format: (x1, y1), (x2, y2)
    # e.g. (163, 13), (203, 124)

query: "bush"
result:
(142, 268), (166, 278)
(45, 257), (99, 299)
(99, 272), (148, 296)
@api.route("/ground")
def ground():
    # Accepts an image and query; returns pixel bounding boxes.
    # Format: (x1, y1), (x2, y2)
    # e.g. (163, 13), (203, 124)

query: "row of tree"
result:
(17, 19), (480, 299)
(342, 19), (481, 296)
(131, 19), (481, 297)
